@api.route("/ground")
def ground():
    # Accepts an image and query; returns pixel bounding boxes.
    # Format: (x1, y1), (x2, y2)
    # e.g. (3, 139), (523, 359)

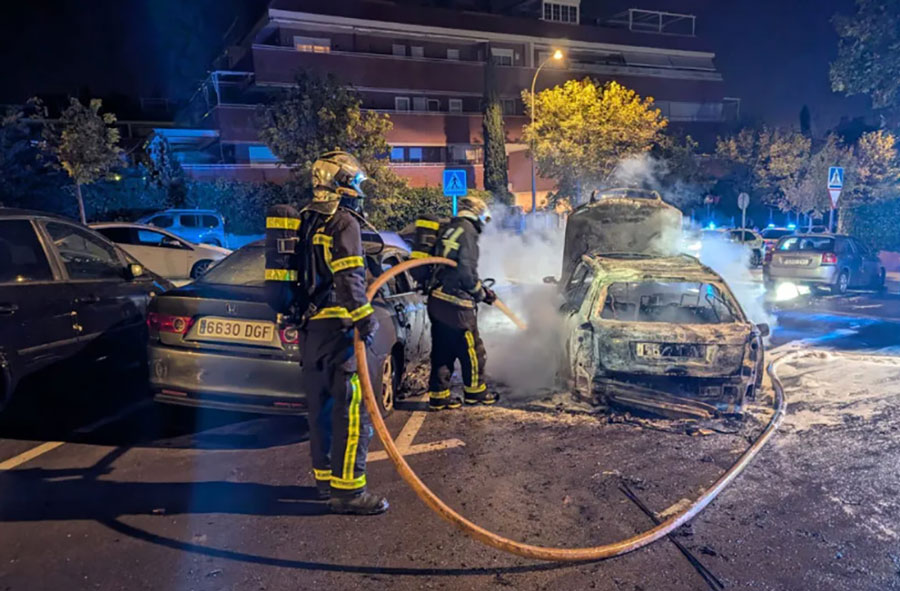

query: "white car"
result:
(90, 223), (230, 279)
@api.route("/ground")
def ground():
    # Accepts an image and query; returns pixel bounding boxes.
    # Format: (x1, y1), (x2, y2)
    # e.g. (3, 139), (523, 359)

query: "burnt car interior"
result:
(600, 282), (737, 324)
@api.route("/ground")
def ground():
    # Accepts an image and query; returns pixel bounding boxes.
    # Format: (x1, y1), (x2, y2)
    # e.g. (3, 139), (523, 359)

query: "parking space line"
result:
(369, 410), (465, 462)
(0, 441), (65, 471)
(73, 399), (151, 434)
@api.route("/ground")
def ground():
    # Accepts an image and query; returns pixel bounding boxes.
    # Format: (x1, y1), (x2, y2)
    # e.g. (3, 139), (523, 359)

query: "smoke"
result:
(477, 205), (565, 398)
(609, 153), (704, 212)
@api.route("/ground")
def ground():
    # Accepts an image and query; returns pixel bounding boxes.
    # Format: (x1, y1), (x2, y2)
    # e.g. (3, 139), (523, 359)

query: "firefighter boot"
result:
(329, 491), (390, 515)
(428, 390), (462, 411)
(316, 481), (331, 500)
(464, 389), (500, 406)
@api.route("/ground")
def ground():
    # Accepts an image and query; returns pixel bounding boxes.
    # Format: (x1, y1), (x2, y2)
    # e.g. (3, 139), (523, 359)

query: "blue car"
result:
(138, 209), (228, 247)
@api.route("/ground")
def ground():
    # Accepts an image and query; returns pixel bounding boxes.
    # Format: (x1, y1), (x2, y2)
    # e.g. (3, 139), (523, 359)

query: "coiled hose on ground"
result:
(354, 256), (788, 562)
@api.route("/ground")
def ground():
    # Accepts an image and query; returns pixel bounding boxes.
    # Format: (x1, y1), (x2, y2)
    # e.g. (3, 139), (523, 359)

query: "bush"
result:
(185, 179), (295, 235)
(842, 197), (900, 251)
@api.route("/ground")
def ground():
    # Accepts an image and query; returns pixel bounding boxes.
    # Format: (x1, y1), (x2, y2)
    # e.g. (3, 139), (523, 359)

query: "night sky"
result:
(0, 0), (873, 129)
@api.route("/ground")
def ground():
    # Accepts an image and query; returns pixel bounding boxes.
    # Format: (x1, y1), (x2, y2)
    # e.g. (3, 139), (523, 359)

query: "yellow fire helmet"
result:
(458, 195), (492, 223)
(309, 150), (369, 214)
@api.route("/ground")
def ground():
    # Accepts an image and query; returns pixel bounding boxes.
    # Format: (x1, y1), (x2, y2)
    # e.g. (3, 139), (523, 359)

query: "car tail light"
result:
(821, 252), (838, 264)
(147, 312), (195, 334)
(280, 326), (300, 344)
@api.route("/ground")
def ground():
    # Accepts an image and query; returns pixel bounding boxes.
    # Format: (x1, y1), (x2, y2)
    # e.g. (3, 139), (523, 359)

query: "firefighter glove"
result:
(482, 287), (497, 305)
(356, 314), (379, 347)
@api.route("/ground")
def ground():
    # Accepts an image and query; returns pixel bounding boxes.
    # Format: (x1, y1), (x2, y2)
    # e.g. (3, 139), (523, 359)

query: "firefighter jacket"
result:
(430, 215), (486, 309)
(302, 207), (375, 329)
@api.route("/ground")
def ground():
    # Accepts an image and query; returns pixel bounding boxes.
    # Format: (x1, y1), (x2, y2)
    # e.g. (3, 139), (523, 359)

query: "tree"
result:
(799, 105), (812, 137)
(521, 79), (667, 206)
(715, 127), (811, 209)
(482, 57), (511, 203)
(258, 72), (394, 197)
(43, 98), (122, 223)
(830, 0), (900, 109)
(145, 134), (187, 206)
(0, 100), (45, 205)
(852, 129), (900, 201)
(780, 134), (853, 225)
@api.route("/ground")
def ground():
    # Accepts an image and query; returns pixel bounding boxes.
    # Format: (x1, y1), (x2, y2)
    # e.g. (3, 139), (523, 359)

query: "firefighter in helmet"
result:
(299, 150), (387, 515)
(427, 195), (499, 410)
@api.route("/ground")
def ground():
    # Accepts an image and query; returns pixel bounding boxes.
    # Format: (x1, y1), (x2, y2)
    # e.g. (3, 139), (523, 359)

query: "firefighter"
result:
(427, 196), (499, 410)
(297, 150), (387, 515)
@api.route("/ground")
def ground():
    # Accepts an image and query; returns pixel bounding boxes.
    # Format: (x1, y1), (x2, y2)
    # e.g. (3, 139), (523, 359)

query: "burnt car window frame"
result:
(595, 279), (740, 325)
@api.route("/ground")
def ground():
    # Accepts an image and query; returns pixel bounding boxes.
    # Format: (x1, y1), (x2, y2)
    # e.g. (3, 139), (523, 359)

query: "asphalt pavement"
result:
(1, 288), (899, 590)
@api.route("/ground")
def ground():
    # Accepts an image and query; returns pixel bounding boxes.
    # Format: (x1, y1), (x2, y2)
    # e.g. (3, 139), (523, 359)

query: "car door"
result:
(132, 228), (193, 279)
(0, 218), (79, 385)
(851, 239), (878, 286)
(41, 220), (149, 368)
(381, 253), (427, 360)
(178, 214), (202, 243)
(835, 238), (862, 287)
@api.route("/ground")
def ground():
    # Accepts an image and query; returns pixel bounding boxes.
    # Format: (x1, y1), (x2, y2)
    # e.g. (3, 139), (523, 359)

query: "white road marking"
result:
(0, 441), (65, 471)
(369, 410), (465, 462)
(73, 399), (151, 434)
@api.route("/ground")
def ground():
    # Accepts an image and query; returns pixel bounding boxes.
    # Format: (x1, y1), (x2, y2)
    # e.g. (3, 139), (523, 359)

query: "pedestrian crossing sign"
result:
(827, 166), (844, 190)
(443, 169), (467, 197)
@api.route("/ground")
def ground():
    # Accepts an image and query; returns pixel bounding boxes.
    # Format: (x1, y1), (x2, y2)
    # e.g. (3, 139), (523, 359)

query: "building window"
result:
(543, 2), (578, 23)
(293, 36), (331, 53)
(427, 99), (441, 112)
(408, 147), (423, 163)
(491, 47), (514, 66)
(411, 46), (424, 58)
(413, 97), (427, 112)
(395, 97), (410, 111)
(501, 98), (517, 115)
(392, 44), (406, 57)
(449, 145), (482, 164)
(447, 48), (460, 60)
(390, 147), (404, 161)
(248, 145), (278, 163)
(449, 98), (463, 112)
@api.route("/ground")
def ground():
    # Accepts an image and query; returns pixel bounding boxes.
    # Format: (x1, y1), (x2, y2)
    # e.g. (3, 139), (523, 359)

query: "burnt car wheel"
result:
(376, 354), (396, 418)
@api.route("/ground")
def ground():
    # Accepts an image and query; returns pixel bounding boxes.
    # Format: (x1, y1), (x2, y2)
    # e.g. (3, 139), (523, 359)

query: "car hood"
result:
(591, 321), (751, 377)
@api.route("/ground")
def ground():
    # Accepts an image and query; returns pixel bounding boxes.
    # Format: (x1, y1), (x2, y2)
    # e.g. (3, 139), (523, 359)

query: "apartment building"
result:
(159, 0), (735, 209)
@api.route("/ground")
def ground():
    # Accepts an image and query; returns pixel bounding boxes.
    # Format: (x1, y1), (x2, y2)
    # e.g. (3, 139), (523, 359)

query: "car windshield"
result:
(778, 236), (834, 252)
(198, 246), (264, 286)
(761, 228), (794, 240)
(601, 281), (737, 324)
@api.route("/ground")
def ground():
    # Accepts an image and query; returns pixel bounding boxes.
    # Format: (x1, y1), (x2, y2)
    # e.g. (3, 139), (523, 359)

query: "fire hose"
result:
(354, 256), (787, 562)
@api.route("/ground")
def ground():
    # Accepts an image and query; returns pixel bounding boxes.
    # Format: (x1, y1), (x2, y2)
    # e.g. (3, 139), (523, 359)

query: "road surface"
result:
(1, 291), (899, 590)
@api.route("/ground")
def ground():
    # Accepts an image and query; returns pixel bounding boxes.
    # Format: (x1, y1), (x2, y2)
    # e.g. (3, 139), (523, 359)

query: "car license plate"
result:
(194, 317), (275, 344)
(782, 257), (809, 266)
(635, 342), (705, 359)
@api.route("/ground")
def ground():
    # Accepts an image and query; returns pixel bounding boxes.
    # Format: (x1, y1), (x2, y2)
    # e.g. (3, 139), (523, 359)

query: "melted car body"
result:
(560, 253), (765, 419)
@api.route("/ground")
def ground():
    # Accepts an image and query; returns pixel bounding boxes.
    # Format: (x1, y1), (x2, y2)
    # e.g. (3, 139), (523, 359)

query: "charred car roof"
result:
(583, 254), (724, 284)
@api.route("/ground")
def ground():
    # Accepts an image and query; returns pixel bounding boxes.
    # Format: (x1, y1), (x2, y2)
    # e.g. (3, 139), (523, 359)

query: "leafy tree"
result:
(43, 98), (122, 223)
(522, 79), (667, 206)
(145, 134), (187, 207)
(482, 57), (510, 203)
(715, 127), (811, 209)
(830, 0), (900, 109)
(799, 105), (812, 137)
(852, 129), (900, 201)
(0, 100), (48, 206)
(258, 72), (393, 196)
(780, 134), (853, 223)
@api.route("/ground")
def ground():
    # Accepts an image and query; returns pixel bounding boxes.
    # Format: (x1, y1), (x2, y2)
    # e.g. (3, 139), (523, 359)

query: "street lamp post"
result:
(530, 49), (563, 214)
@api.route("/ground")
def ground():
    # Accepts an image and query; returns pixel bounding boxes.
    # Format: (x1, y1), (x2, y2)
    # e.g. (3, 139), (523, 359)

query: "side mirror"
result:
(756, 323), (770, 337)
(542, 275), (558, 285)
(162, 237), (182, 248)
(126, 263), (145, 280)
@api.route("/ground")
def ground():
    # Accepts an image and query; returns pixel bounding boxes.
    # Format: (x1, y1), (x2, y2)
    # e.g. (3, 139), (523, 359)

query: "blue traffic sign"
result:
(443, 169), (467, 197)
(828, 166), (844, 189)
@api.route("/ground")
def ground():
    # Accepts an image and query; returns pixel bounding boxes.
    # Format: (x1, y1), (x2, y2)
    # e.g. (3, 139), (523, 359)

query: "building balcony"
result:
(248, 44), (724, 101)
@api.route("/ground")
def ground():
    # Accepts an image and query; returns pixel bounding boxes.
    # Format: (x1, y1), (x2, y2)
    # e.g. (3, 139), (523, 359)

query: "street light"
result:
(530, 49), (563, 214)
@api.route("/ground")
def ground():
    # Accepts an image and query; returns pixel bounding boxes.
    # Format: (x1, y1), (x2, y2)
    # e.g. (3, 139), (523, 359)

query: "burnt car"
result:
(147, 234), (427, 416)
(559, 253), (767, 419)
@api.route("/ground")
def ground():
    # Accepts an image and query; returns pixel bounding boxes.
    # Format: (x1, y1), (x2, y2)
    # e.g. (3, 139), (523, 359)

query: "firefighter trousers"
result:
(302, 323), (373, 497)
(427, 298), (487, 398)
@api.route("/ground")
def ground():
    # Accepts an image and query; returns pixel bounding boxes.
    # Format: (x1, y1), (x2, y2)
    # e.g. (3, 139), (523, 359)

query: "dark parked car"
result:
(764, 234), (885, 295)
(148, 236), (428, 416)
(0, 209), (171, 411)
